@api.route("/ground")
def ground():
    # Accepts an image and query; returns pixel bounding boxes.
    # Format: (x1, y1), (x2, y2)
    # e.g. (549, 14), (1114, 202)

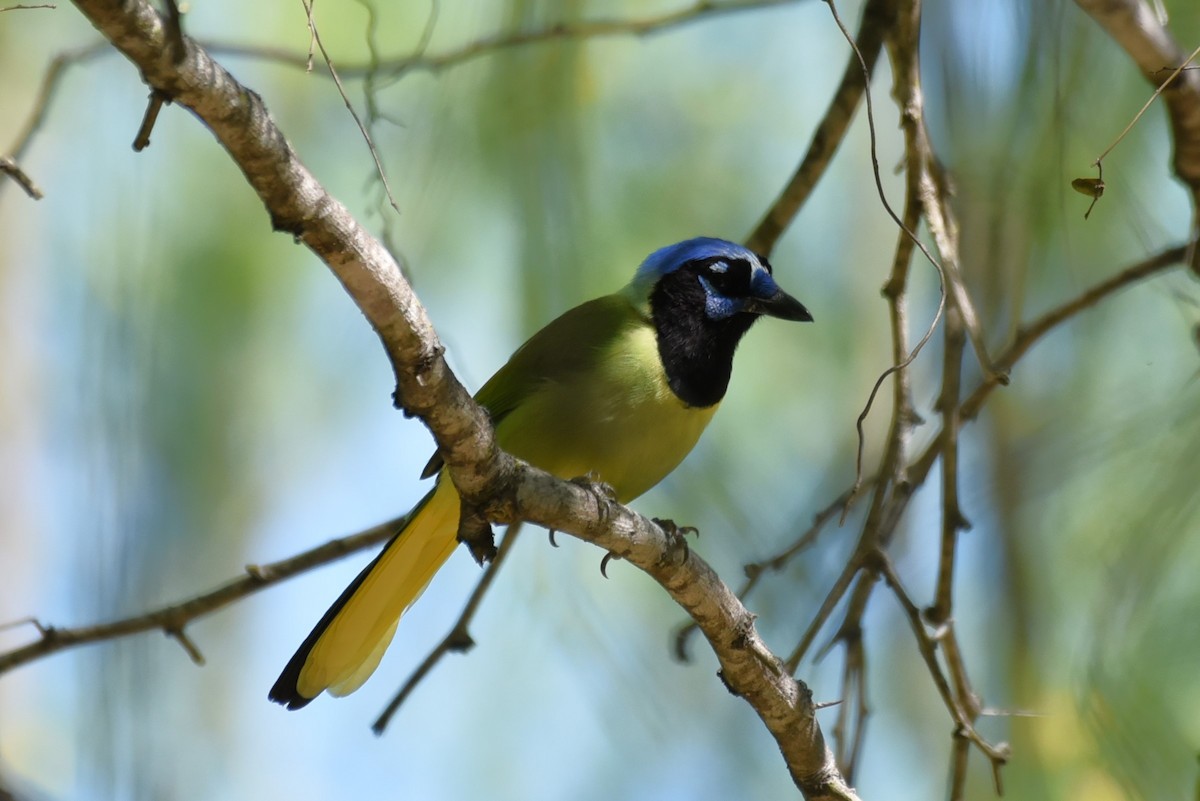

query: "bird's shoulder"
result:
(481, 292), (647, 405)
(420, 292), (648, 479)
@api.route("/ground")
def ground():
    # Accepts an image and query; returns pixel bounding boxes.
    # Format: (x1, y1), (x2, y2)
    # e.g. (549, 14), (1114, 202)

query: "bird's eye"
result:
(696, 258), (751, 296)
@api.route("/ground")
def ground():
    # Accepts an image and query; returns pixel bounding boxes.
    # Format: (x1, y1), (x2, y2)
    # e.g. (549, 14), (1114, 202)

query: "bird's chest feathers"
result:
(598, 323), (717, 432)
(497, 324), (717, 501)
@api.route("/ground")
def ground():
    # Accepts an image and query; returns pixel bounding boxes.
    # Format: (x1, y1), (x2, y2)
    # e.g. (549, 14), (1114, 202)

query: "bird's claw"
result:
(456, 510), (497, 565)
(600, 551), (620, 578)
(569, 472), (617, 497)
(553, 476), (615, 554)
(569, 473), (617, 517)
(652, 517), (698, 566)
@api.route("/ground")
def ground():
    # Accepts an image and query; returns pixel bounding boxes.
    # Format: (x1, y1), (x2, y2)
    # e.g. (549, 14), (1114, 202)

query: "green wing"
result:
(420, 293), (644, 478)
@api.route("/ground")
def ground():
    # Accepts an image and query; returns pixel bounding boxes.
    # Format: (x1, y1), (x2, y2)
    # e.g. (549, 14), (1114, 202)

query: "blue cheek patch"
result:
(749, 269), (782, 298)
(699, 275), (747, 320)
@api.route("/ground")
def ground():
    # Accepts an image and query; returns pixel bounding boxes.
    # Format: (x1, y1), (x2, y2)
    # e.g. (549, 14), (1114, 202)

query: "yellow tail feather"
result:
(271, 478), (461, 706)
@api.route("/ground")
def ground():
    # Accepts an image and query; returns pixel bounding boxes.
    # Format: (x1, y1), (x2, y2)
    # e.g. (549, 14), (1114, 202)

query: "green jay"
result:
(270, 237), (811, 709)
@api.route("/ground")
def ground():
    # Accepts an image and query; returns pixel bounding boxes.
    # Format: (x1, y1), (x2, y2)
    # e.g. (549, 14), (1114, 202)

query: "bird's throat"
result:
(649, 275), (757, 408)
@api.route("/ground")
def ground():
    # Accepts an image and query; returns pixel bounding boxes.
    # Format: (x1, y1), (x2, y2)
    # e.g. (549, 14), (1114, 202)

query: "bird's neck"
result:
(648, 291), (757, 409)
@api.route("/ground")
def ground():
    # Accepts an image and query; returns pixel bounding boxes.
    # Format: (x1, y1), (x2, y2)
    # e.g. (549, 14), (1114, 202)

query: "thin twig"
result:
(1076, 0), (1200, 270)
(920, 158), (1000, 380)
(804, 12), (993, 774)
(0, 156), (44, 199)
(828, 574), (871, 781)
(302, 0), (315, 71)
(788, 0), (933, 678)
(300, 0), (400, 215)
(372, 522), (523, 734)
(877, 554), (1011, 777)
(823, 0), (947, 507)
(145, 1), (800, 82)
(0, 617), (48, 635)
(959, 243), (1191, 424)
(0, 3), (56, 9)
(1093, 40), (1200, 169)
(162, 0), (185, 63)
(893, 242), (1191, 511)
(187, 0), (794, 80)
(928, 304), (967, 625)
(0, 515), (405, 675)
(368, 0), (801, 82)
(5, 41), (109, 166)
(745, 0), (892, 256)
(351, 0), (437, 277)
(947, 730), (971, 801)
(132, 89), (169, 151)
(166, 625), (206, 665)
(796, 231), (1187, 776)
(897, 242), (1192, 512)
(937, 620), (982, 798)
(1075, 40), (1200, 222)
(940, 624), (981, 722)
(785, 539), (869, 673)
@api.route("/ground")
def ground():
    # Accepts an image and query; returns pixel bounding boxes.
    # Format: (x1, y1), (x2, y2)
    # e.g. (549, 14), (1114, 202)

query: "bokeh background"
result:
(2, 1), (1199, 799)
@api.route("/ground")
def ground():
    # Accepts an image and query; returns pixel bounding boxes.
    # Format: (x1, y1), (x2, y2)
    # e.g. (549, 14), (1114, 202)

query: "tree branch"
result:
(745, 0), (893, 256)
(0, 155), (43, 198)
(356, 0), (804, 82)
(0, 516), (405, 675)
(876, 555), (1010, 788)
(1, 40), (108, 200)
(140, 1), (806, 82)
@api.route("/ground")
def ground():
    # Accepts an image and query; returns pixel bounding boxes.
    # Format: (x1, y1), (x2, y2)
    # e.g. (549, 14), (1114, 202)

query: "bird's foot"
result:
(599, 518), (697, 577)
(652, 517), (698, 567)
(456, 508), (497, 566)
(577, 477), (622, 576)
(552, 475), (617, 550)
(569, 473), (617, 508)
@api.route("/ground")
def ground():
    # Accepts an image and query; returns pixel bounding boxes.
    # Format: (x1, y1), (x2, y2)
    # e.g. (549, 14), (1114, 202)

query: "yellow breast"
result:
(495, 323), (717, 502)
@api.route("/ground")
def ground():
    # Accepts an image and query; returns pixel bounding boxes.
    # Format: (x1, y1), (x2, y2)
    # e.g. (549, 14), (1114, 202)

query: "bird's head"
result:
(626, 237), (812, 408)
(628, 237), (812, 325)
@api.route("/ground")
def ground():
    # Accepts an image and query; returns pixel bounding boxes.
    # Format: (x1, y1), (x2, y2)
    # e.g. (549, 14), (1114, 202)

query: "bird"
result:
(269, 236), (812, 710)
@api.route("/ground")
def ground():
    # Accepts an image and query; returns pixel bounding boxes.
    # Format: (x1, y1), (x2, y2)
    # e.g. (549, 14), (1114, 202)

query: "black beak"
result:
(746, 288), (813, 322)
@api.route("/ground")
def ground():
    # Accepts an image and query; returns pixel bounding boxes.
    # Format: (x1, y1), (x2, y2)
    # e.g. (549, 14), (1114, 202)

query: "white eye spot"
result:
(708, 261), (729, 274)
